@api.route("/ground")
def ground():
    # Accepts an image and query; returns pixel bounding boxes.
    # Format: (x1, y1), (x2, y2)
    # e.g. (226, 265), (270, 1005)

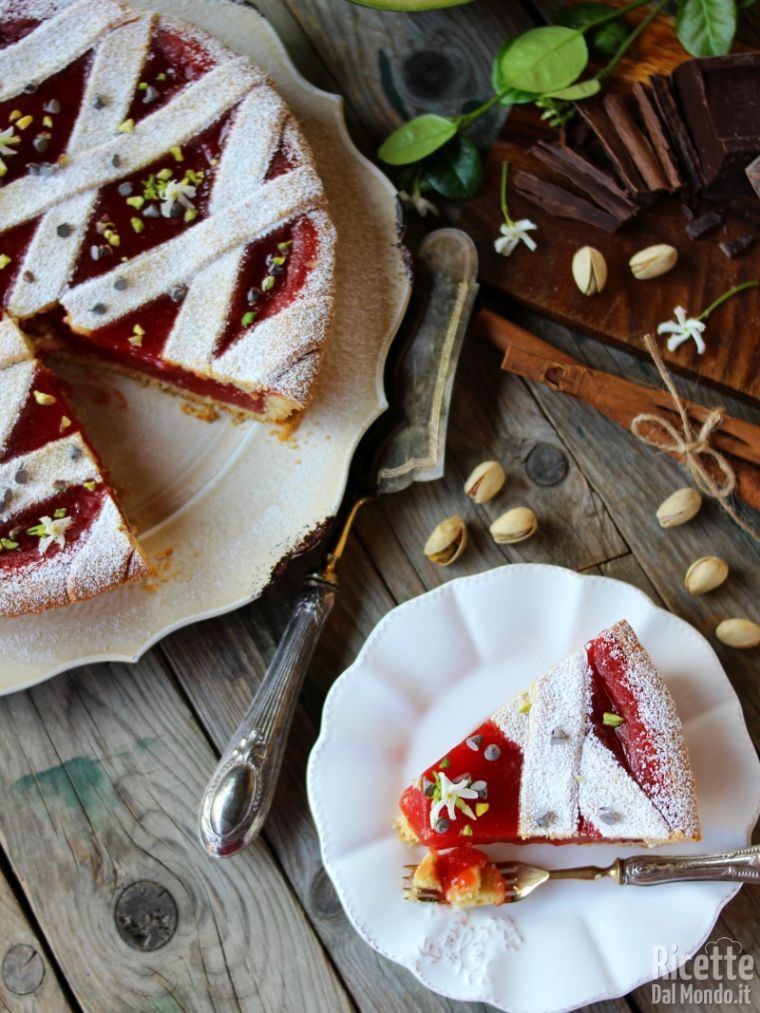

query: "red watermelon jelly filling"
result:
(61, 216), (317, 413)
(123, 25), (217, 124)
(0, 365), (81, 464)
(0, 484), (106, 570)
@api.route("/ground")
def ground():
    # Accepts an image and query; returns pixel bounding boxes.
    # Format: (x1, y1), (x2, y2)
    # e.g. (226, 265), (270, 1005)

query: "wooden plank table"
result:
(1, 1), (758, 1010)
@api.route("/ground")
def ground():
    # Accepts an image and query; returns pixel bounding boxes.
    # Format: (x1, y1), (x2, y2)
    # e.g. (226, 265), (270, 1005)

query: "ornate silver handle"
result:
(619, 844), (760, 885)
(198, 574), (337, 857)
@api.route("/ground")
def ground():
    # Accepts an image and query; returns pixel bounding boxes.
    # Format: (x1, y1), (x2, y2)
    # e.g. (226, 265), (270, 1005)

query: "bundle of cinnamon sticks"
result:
(476, 308), (760, 514)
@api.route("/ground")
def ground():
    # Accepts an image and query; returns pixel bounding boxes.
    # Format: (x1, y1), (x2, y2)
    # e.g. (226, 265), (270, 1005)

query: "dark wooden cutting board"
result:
(460, 25), (760, 403)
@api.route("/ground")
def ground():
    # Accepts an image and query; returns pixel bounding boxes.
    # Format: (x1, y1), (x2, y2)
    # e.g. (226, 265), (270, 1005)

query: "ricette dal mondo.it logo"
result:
(651, 936), (755, 1006)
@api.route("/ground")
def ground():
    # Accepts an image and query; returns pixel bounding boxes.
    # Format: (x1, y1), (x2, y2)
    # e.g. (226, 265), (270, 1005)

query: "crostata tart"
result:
(0, 0), (336, 614)
(398, 621), (700, 854)
(0, 315), (146, 615)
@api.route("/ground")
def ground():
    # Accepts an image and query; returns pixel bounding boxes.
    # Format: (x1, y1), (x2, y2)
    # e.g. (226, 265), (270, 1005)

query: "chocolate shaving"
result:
(513, 170), (622, 232)
(576, 99), (647, 197)
(603, 92), (668, 192)
(531, 141), (638, 221)
(632, 82), (684, 192)
(719, 233), (756, 258)
(649, 74), (704, 190)
(686, 210), (723, 239)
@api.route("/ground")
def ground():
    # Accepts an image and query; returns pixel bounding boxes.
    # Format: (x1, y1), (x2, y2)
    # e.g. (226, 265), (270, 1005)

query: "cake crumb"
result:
(181, 402), (219, 423)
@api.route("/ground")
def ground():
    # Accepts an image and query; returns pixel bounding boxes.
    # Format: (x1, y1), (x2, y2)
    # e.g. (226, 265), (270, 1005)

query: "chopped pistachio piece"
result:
(83, 481), (97, 491)
(130, 216), (144, 234)
(170, 145), (183, 162)
(518, 695), (531, 714)
(475, 802), (490, 817)
(42, 115), (54, 129)
(0, 538), (18, 550)
(0, 254), (11, 269)
(0, 161), (7, 178)
(53, 507), (67, 519)
(183, 207), (198, 223)
(133, 323), (145, 336)
(277, 240), (293, 252)
(137, 81), (148, 91)
(128, 333), (143, 347)
(8, 110), (21, 123)
(118, 118), (135, 133)
(126, 195), (144, 210)
(156, 167), (172, 181)
(241, 310), (256, 327)
(33, 390), (56, 405)
(106, 232), (120, 247)
(60, 416), (71, 431)
(460, 824), (473, 837)
(439, 757), (450, 769)
(261, 275), (275, 292)
(156, 72), (167, 81)
(602, 712), (625, 727)
(16, 115), (33, 130)
(271, 255), (286, 266)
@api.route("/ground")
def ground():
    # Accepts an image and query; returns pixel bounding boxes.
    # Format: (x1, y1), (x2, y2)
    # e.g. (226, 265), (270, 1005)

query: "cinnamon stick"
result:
(476, 309), (760, 513)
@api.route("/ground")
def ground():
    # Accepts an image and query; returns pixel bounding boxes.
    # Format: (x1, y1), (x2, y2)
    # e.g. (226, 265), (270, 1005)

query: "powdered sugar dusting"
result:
(519, 647), (590, 838)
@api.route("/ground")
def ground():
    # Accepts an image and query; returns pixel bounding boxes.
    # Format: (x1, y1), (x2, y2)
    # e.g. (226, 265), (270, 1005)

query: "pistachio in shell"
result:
(464, 461), (506, 504)
(684, 556), (729, 595)
(715, 618), (760, 649)
(490, 507), (538, 545)
(656, 487), (702, 528)
(423, 515), (467, 566)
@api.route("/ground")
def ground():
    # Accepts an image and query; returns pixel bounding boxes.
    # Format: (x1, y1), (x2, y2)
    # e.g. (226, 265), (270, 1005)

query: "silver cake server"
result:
(199, 228), (479, 857)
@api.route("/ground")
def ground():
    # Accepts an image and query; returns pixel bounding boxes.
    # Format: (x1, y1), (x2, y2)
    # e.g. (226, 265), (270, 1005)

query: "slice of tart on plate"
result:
(398, 620), (700, 904)
(0, 315), (147, 616)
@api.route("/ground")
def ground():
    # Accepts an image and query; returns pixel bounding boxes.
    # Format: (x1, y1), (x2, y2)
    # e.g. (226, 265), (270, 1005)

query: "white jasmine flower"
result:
(429, 770), (478, 829)
(494, 218), (537, 258)
(657, 305), (706, 355)
(0, 127), (20, 158)
(34, 514), (73, 554)
(160, 179), (197, 218)
(398, 189), (439, 219)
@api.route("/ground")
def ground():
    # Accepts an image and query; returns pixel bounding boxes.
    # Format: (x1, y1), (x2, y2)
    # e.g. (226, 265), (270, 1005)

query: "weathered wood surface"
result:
(0, 1), (758, 1012)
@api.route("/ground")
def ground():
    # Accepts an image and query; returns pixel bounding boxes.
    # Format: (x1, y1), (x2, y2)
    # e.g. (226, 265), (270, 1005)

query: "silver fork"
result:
(404, 844), (760, 904)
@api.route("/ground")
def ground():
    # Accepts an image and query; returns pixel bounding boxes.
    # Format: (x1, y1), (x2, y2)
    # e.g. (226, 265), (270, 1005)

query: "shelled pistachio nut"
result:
(464, 461), (506, 504)
(715, 618), (760, 649)
(490, 507), (538, 545)
(656, 487), (702, 528)
(629, 243), (678, 280)
(572, 246), (607, 295)
(684, 556), (729, 595)
(424, 515), (467, 566)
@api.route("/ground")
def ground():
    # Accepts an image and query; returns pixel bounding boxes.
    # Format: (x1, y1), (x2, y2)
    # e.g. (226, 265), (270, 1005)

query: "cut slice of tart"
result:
(0, 316), (147, 616)
(398, 621), (700, 849)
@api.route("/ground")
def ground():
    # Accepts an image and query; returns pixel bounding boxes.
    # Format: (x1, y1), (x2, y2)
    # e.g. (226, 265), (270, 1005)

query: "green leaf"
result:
(423, 135), (483, 200)
(676, 0), (737, 56)
(544, 78), (601, 100)
(557, 2), (630, 58)
(378, 114), (457, 166)
(496, 26), (589, 94)
(491, 39), (540, 105)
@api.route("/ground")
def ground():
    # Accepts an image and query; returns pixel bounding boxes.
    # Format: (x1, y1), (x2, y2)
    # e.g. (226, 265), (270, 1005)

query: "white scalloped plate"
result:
(307, 564), (760, 1013)
(0, 0), (410, 693)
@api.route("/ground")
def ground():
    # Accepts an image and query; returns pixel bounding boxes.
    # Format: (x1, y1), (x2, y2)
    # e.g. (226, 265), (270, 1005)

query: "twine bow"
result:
(631, 334), (760, 544)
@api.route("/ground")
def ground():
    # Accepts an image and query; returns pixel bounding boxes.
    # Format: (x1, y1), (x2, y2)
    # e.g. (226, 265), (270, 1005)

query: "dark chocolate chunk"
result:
(649, 74), (704, 190)
(22, 270), (35, 283)
(632, 81), (684, 192)
(22, 82), (37, 94)
(143, 204), (159, 218)
(118, 182), (133, 197)
(576, 99), (647, 196)
(142, 85), (160, 104)
(92, 94), (107, 110)
(168, 284), (187, 302)
(531, 141), (639, 222)
(466, 735), (482, 751)
(719, 233), (756, 258)
(113, 276), (128, 291)
(514, 170), (622, 233)
(686, 210), (723, 239)
(56, 222), (73, 238)
(603, 92), (668, 192)
(674, 54), (760, 192)
(484, 744), (501, 761)
(111, 154), (121, 168)
(90, 303), (108, 315)
(32, 134), (49, 154)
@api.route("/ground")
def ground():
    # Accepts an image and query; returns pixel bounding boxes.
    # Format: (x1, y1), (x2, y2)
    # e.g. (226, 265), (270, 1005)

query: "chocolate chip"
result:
(22, 270), (35, 283)
(38, 163), (56, 177)
(533, 811), (555, 828)
(169, 203), (183, 218)
(90, 303), (108, 315)
(470, 779), (487, 799)
(56, 223), (72, 238)
(69, 445), (82, 461)
(92, 94), (107, 110)
(14, 468), (28, 484)
(597, 806), (621, 825)
(466, 735), (482, 751)
(434, 818), (450, 834)
(245, 287), (261, 306)
(111, 154), (121, 168)
(168, 285), (186, 303)
(43, 99), (61, 114)
(32, 134), (49, 154)
(114, 277), (128, 291)
(118, 182), (133, 197)
(143, 204), (159, 218)
(422, 777), (434, 798)
(484, 744), (501, 761)
(1, 488), (11, 508)
(142, 85), (160, 104)
(720, 234), (756, 259)
(27, 164), (40, 177)
(22, 82), (37, 94)
(551, 727), (569, 743)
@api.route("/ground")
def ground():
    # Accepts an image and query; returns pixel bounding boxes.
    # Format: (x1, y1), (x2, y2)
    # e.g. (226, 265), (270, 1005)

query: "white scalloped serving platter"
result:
(308, 564), (760, 1013)
(0, 0), (410, 693)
